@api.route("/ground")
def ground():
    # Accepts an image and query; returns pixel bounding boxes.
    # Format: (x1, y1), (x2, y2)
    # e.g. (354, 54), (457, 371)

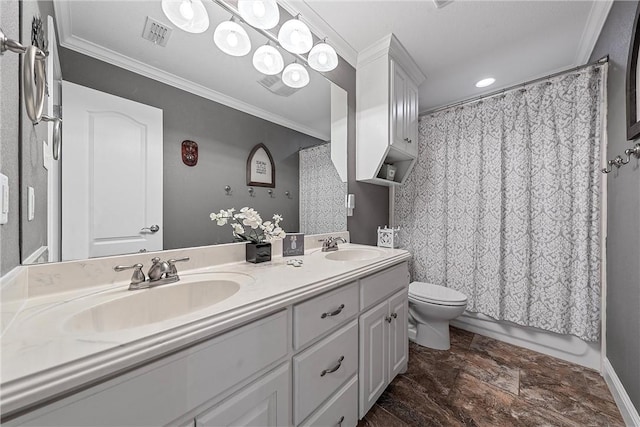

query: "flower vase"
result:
(246, 242), (272, 263)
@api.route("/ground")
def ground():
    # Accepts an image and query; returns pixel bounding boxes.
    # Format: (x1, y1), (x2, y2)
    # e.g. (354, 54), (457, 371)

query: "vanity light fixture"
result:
(253, 43), (284, 75)
(161, 0), (210, 33)
(238, 0), (280, 30)
(308, 39), (338, 72)
(475, 77), (495, 88)
(282, 62), (309, 88)
(277, 16), (313, 54)
(213, 17), (251, 57)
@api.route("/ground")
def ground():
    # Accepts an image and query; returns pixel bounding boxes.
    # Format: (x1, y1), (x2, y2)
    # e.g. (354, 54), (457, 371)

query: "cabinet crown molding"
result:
(357, 34), (426, 86)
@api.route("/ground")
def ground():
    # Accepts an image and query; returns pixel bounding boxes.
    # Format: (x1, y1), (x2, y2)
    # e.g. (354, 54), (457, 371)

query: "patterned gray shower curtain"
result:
(299, 143), (348, 235)
(394, 65), (605, 341)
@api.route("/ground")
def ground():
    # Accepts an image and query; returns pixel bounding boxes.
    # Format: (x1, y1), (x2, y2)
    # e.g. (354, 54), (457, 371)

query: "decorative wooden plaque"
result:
(182, 140), (198, 166)
(246, 143), (275, 188)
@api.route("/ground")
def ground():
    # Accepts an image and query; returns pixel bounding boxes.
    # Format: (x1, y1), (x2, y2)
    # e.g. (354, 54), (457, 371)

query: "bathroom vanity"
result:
(0, 239), (410, 426)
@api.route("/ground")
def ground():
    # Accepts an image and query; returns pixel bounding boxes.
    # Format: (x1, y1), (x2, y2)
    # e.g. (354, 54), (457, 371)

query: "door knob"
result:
(141, 224), (160, 233)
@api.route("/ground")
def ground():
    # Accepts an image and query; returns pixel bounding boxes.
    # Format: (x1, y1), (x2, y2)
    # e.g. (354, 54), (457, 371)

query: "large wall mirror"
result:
(20, 0), (348, 265)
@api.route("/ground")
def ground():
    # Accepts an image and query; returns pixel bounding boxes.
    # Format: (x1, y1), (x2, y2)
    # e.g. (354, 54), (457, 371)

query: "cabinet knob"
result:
(385, 316), (393, 323)
(337, 416), (345, 426)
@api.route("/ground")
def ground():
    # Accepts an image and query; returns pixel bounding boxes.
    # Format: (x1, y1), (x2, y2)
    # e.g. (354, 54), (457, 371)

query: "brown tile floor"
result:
(358, 327), (624, 427)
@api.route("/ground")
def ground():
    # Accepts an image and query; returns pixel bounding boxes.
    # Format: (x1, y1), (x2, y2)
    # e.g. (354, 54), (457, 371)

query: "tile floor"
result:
(358, 327), (624, 427)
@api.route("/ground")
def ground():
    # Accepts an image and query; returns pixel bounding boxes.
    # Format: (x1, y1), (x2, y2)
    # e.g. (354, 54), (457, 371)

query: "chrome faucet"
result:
(114, 256), (190, 290)
(320, 236), (347, 252)
(148, 257), (190, 282)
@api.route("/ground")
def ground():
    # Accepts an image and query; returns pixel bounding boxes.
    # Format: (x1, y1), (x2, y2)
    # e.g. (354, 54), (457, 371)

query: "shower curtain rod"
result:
(420, 55), (609, 117)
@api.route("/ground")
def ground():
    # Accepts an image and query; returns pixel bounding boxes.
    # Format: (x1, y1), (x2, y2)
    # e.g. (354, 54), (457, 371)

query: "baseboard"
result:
(451, 312), (601, 370)
(603, 358), (640, 427)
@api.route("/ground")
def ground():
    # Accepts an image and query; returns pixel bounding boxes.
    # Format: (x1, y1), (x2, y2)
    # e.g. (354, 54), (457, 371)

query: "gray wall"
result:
(20, 0), (54, 262)
(60, 48), (323, 249)
(325, 60), (390, 246)
(0, 0), (20, 276)
(590, 0), (640, 411)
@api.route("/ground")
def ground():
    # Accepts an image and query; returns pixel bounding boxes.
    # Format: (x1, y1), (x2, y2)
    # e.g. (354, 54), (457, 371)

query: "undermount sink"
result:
(65, 272), (252, 333)
(324, 248), (382, 262)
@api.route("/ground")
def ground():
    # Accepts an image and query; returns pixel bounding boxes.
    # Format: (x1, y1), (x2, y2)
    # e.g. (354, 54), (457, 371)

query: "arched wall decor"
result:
(246, 143), (276, 188)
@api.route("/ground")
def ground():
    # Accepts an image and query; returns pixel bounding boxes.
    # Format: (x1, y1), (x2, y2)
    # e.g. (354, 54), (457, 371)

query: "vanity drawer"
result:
(293, 320), (358, 425)
(360, 262), (409, 310)
(300, 375), (358, 427)
(293, 282), (358, 349)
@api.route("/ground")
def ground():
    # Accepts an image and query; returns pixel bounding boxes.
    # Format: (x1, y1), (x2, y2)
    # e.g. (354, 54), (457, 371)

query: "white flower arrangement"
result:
(210, 207), (286, 243)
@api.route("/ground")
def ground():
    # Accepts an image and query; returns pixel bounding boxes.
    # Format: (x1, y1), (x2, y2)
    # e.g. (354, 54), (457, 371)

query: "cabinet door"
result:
(388, 289), (409, 380)
(390, 60), (407, 151)
(405, 80), (419, 157)
(359, 300), (389, 419)
(196, 364), (289, 427)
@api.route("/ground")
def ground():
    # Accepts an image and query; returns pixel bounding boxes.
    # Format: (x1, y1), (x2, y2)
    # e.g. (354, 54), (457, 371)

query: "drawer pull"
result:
(320, 356), (344, 377)
(337, 415), (345, 426)
(321, 304), (345, 319)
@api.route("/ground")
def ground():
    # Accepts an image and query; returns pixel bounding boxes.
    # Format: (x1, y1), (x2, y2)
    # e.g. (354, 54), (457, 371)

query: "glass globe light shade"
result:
(277, 19), (313, 54)
(214, 20), (251, 56)
(253, 45), (284, 75)
(282, 63), (310, 88)
(238, 0), (280, 30)
(308, 42), (338, 72)
(161, 0), (209, 34)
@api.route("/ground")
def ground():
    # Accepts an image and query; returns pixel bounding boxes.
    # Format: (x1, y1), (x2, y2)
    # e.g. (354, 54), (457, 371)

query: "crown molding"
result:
(277, 0), (358, 68)
(52, 1), (329, 141)
(574, 0), (613, 66)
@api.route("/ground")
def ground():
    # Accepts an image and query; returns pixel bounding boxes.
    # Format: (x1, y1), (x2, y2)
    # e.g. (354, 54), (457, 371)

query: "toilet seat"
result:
(409, 282), (467, 306)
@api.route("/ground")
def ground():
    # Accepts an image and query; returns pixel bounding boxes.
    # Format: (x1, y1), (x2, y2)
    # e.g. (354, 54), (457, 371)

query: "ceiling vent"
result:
(258, 75), (298, 97)
(142, 17), (172, 47)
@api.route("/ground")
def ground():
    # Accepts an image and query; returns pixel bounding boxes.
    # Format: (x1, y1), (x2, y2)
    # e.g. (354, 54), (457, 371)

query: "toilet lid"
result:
(409, 282), (468, 305)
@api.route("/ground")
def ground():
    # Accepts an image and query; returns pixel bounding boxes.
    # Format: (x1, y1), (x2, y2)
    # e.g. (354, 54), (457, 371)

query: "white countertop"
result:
(0, 243), (410, 417)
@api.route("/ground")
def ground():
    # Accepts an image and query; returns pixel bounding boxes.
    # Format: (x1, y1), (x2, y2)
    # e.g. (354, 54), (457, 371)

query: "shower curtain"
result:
(394, 65), (605, 341)
(299, 143), (347, 235)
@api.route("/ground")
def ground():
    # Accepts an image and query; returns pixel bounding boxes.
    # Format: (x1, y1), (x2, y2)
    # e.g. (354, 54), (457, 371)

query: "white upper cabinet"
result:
(356, 34), (425, 186)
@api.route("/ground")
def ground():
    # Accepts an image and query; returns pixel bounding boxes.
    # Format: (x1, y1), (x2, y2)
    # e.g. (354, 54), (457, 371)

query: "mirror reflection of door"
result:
(61, 82), (163, 261)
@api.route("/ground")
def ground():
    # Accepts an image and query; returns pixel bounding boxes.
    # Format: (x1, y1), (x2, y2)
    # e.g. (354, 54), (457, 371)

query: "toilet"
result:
(408, 282), (468, 350)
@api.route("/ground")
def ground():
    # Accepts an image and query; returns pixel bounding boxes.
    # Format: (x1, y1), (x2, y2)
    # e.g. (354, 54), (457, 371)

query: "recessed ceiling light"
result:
(475, 77), (495, 88)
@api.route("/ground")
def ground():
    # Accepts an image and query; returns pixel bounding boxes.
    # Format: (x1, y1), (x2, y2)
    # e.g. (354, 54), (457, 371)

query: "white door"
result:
(62, 81), (163, 261)
(196, 364), (290, 427)
(388, 289), (409, 379)
(359, 300), (389, 418)
(390, 60), (407, 152)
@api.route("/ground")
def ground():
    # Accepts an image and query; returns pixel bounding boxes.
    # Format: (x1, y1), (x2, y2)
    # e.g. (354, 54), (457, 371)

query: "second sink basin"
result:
(324, 248), (382, 262)
(65, 272), (252, 333)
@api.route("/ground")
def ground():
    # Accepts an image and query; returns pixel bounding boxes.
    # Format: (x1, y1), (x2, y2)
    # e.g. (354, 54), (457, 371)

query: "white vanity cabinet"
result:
(358, 268), (409, 418)
(6, 260), (410, 427)
(356, 34), (425, 186)
(8, 312), (290, 427)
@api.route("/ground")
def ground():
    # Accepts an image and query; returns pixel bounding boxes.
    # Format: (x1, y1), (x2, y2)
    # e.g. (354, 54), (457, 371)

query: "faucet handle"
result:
(167, 257), (190, 277)
(114, 263), (146, 286)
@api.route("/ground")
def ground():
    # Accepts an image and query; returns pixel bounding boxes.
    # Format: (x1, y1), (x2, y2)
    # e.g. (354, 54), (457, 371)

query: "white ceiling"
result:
(56, 0), (612, 130)
(55, 0), (332, 140)
(288, 0), (612, 112)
